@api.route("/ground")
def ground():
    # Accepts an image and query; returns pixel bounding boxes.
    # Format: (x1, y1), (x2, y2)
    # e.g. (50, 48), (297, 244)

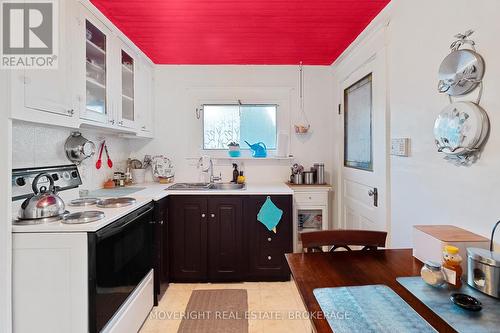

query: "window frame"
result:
(201, 103), (280, 151)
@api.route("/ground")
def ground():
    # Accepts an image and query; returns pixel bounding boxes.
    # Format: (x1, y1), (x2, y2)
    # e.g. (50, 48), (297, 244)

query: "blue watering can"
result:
(245, 141), (267, 158)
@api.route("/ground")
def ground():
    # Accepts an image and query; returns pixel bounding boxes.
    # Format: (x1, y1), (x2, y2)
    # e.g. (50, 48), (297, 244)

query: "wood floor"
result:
(140, 281), (311, 333)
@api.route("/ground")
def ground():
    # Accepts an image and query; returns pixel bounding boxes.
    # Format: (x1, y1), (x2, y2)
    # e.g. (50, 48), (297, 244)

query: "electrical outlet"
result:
(391, 138), (410, 157)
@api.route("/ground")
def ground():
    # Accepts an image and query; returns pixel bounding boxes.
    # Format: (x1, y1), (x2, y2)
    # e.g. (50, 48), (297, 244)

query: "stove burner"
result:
(68, 197), (100, 206)
(96, 197), (136, 208)
(15, 211), (70, 225)
(62, 211), (105, 224)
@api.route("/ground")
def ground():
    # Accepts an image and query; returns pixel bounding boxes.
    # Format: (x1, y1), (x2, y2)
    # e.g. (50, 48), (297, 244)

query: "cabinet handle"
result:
(267, 237), (272, 242)
(159, 220), (164, 225)
(118, 121), (123, 126)
(67, 109), (75, 116)
(201, 213), (206, 218)
(109, 119), (115, 125)
(267, 256), (272, 260)
(210, 214), (215, 218)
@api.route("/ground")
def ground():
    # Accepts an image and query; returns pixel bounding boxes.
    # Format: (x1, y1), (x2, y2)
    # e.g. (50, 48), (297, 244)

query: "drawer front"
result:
(294, 192), (327, 205)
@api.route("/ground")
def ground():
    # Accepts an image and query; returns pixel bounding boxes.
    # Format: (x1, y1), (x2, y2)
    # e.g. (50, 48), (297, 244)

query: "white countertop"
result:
(12, 182), (293, 233)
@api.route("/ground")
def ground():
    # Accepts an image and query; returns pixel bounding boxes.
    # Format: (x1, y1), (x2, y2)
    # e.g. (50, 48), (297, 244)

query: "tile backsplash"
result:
(12, 121), (132, 191)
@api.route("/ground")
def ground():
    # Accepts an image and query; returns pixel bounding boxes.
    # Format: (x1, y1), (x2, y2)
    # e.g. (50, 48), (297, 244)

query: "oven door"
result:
(88, 203), (154, 332)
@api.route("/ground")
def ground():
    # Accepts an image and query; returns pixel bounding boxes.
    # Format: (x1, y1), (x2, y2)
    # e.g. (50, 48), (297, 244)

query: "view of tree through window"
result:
(203, 105), (277, 150)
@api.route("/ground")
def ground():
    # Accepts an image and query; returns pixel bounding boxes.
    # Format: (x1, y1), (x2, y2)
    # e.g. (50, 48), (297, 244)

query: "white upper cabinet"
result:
(78, 5), (113, 125)
(10, 0), (78, 128)
(116, 43), (137, 129)
(135, 59), (154, 137)
(9, 0), (154, 138)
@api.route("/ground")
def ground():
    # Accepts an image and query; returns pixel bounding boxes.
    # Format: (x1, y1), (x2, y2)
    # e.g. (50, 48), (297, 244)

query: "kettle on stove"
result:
(244, 141), (267, 158)
(18, 173), (66, 220)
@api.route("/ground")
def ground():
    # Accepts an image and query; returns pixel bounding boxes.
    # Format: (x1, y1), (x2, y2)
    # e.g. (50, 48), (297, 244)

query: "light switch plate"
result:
(391, 138), (410, 157)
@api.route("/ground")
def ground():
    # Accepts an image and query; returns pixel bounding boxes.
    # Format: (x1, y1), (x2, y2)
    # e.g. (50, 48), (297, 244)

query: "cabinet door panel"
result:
(168, 197), (207, 282)
(207, 197), (244, 281)
(245, 196), (293, 281)
(153, 197), (169, 305)
(24, 0), (73, 118)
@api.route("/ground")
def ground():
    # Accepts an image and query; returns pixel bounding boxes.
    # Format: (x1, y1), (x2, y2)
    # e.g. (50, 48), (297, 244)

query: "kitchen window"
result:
(202, 104), (278, 150)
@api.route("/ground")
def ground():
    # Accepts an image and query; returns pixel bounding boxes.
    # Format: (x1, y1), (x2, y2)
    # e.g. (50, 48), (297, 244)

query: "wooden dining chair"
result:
(300, 229), (388, 253)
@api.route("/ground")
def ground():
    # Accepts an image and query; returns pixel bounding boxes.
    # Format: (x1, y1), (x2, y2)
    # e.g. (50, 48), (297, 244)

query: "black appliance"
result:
(88, 202), (154, 332)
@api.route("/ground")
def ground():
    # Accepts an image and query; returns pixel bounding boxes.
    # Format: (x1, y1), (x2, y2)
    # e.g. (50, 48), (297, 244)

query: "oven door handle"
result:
(96, 205), (153, 240)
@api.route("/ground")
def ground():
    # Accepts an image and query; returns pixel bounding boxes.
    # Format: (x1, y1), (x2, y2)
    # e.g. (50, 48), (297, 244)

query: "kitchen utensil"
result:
(467, 247), (500, 298)
(244, 141), (267, 158)
(438, 50), (485, 96)
(18, 173), (66, 220)
(96, 197), (136, 208)
(62, 211), (105, 224)
(96, 141), (104, 169)
(65, 132), (96, 165)
(450, 293), (482, 311)
(303, 171), (314, 184)
(104, 144), (113, 168)
(434, 101), (489, 156)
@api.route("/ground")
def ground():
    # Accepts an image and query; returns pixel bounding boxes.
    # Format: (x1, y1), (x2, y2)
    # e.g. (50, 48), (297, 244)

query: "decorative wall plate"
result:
(434, 102), (489, 156)
(151, 155), (175, 179)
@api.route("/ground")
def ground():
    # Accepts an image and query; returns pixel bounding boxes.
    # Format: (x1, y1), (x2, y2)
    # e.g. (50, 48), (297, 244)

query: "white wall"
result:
(130, 65), (335, 184)
(332, 0), (500, 247)
(12, 121), (133, 191)
(1, 70), (13, 333)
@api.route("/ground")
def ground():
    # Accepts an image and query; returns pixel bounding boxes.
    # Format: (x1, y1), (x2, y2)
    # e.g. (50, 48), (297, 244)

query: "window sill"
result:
(186, 155), (294, 161)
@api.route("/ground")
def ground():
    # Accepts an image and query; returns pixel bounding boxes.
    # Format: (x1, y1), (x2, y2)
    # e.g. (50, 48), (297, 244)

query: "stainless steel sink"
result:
(167, 182), (246, 191)
(167, 183), (213, 190)
(210, 183), (246, 190)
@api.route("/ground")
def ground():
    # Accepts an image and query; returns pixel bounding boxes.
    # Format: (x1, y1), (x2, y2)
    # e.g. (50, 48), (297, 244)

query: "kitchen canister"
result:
(303, 171), (314, 185)
(292, 173), (303, 184)
(131, 168), (146, 184)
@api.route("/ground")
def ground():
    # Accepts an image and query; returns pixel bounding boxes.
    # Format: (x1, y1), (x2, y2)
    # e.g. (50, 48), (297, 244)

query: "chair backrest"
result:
(300, 230), (388, 253)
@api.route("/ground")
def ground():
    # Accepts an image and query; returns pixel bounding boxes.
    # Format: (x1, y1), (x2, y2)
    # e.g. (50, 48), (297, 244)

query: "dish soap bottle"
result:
(232, 163), (239, 183)
(237, 171), (245, 184)
(442, 245), (463, 288)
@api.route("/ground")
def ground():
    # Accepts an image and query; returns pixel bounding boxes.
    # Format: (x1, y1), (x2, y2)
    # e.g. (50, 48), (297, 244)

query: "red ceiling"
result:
(90, 0), (390, 65)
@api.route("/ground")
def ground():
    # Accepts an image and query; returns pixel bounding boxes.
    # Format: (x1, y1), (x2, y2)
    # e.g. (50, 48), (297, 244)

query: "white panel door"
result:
(340, 46), (388, 233)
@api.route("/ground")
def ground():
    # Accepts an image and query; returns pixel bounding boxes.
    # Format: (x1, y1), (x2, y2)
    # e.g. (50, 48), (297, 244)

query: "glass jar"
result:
(421, 261), (445, 287)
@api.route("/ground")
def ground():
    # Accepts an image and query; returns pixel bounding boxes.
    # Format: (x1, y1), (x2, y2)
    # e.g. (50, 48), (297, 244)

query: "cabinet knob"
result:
(267, 256), (272, 260)
(210, 214), (215, 218)
(118, 121), (123, 126)
(109, 119), (115, 125)
(308, 196), (312, 200)
(267, 237), (272, 242)
(201, 213), (206, 218)
(142, 125), (146, 130)
(67, 109), (75, 115)
(159, 220), (164, 225)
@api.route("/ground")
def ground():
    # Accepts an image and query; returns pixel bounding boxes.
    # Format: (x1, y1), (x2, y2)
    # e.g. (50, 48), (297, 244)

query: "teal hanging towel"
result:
(257, 196), (283, 232)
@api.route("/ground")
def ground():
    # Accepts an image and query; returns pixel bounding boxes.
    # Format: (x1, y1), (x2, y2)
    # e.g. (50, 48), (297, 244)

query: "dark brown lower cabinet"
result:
(168, 195), (292, 282)
(153, 197), (169, 305)
(245, 195), (293, 281)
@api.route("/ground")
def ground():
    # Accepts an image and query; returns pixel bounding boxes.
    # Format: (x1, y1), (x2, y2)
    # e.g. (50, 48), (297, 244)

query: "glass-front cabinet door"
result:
(78, 5), (112, 125)
(118, 47), (136, 128)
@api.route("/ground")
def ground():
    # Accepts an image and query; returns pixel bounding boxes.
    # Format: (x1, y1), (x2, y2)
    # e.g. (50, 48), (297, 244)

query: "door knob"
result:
(368, 188), (378, 207)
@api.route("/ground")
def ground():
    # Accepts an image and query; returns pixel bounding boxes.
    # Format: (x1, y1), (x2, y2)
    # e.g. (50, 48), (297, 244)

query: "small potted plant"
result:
(228, 142), (241, 157)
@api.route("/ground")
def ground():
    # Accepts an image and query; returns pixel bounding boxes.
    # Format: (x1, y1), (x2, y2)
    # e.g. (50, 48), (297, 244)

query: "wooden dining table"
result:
(286, 249), (456, 333)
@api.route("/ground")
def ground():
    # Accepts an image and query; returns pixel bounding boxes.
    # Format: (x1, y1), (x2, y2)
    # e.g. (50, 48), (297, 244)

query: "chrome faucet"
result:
(208, 159), (222, 183)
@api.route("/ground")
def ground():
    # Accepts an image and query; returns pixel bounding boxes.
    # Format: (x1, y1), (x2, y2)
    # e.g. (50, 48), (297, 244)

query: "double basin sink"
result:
(167, 182), (246, 191)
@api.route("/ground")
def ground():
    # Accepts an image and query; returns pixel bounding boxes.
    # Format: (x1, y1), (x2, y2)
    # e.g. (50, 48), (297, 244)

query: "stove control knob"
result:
(51, 173), (59, 181)
(62, 171), (70, 180)
(71, 171), (78, 179)
(16, 177), (26, 186)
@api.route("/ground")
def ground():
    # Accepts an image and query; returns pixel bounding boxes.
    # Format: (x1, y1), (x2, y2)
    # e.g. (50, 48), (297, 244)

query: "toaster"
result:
(467, 247), (500, 299)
